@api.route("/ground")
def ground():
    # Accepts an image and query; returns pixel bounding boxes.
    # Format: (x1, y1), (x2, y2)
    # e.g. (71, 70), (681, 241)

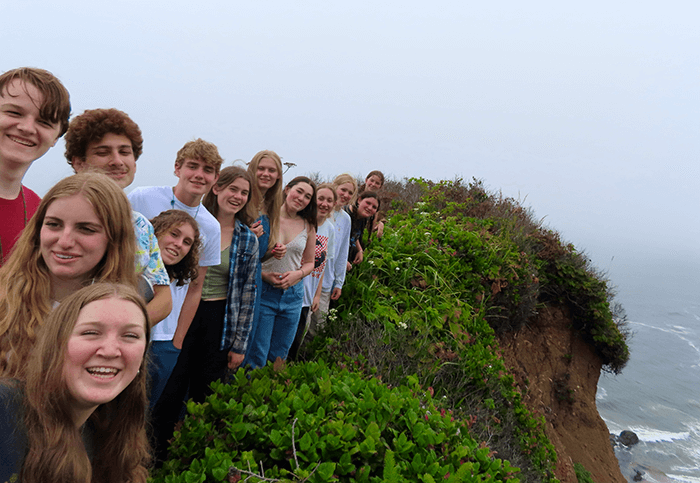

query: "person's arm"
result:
(147, 284), (172, 324)
(373, 220), (385, 238)
(352, 240), (364, 265)
(311, 271), (324, 312)
(172, 267), (208, 349)
(332, 216), (350, 295)
(137, 212), (173, 323)
(0, 384), (24, 480)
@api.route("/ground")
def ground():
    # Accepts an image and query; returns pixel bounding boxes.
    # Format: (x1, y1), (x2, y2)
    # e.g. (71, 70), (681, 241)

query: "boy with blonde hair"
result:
(128, 138), (223, 403)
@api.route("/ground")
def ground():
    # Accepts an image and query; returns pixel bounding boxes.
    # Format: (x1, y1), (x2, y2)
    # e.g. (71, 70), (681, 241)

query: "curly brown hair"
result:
(64, 108), (143, 168)
(150, 210), (201, 286)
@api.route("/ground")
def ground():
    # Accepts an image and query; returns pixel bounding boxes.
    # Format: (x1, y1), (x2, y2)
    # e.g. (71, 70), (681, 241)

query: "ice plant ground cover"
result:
(153, 361), (521, 482)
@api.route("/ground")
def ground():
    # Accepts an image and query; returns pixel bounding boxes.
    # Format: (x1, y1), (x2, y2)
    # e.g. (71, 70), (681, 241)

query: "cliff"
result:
(326, 177), (632, 481)
(154, 177), (632, 482)
(498, 305), (626, 483)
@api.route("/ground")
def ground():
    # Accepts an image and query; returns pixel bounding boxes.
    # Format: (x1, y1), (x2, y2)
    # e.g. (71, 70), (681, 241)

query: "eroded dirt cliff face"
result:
(498, 305), (626, 483)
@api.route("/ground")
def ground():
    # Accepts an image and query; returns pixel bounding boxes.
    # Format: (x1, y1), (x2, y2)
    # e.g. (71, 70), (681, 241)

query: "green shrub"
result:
(151, 360), (521, 483)
(301, 177), (628, 481)
(573, 463), (595, 483)
(305, 182), (559, 482)
(533, 230), (630, 373)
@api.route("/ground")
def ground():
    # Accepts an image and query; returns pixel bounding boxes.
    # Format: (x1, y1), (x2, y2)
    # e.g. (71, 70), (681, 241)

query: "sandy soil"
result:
(498, 305), (626, 483)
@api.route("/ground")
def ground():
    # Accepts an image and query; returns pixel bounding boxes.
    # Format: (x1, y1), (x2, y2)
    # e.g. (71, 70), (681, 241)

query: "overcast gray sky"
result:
(3, 0), (698, 293)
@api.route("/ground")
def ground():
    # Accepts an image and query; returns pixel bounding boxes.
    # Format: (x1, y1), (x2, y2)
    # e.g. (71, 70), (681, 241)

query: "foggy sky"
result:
(3, 0), (699, 296)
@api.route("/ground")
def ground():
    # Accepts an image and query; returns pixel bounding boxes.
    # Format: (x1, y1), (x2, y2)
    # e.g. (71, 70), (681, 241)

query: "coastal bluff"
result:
(152, 178), (632, 482)
(498, 305), (626, 483)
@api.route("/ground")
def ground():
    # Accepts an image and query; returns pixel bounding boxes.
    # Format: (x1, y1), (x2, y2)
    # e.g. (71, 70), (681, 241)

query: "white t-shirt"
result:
(128, 186), (221, 341)
(303, 218), (335, 307)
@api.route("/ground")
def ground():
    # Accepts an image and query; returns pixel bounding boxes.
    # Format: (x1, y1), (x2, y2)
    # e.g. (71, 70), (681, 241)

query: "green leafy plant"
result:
(301, 177), (628, 481)
(151, 361), (521, 483)
(155, 177), (629, 483)
(573, 463), (595, 483)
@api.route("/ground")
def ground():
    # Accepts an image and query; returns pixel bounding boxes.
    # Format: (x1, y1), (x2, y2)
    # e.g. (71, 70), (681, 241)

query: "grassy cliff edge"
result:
(153, 178), (630, 483)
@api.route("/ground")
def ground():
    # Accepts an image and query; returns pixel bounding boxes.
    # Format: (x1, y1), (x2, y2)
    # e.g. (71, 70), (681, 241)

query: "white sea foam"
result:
(629, 426), (690, 443)
(665, 474), (700, 483)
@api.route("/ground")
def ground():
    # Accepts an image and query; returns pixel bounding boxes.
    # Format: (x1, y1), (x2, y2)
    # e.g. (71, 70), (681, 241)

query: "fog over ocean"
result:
(596, 253), (700, 482)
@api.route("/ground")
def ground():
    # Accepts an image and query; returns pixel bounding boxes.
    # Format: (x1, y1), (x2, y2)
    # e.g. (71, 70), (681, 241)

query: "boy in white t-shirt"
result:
(128, 138), (222, 404)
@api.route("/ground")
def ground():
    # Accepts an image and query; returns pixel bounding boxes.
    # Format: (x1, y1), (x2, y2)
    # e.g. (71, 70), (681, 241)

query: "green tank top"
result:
(201, 246), (231, 300)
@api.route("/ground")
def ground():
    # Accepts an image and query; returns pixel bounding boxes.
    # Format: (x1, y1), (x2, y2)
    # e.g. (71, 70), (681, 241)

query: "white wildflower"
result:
(327, 308), (338, 323)
(398, 321), (408, 330)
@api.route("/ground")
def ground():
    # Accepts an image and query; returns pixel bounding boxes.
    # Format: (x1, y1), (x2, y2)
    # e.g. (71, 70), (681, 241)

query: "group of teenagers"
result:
(0, 67), (386, 481)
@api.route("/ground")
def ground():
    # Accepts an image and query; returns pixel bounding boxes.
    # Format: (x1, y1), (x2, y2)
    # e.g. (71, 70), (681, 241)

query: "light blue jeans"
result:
(244, 281), (304, 368)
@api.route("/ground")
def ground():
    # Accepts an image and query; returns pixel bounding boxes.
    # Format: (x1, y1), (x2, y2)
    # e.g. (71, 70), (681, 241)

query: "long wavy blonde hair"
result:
(15, 283), (151, 483)
(247, 150), (283, 252)
(0, 173), (136, 379)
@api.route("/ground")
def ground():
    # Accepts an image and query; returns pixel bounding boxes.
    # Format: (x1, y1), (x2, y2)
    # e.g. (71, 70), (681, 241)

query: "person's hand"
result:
(271, 243), (286, 259)
(228, 351), (245, 370)
(250, 220), (264, 238)
(311, 296), (320, 312)
(353, 249), (364, 265)
(331, 287), (342, 300)
(376, 221), (384, 238)
(262, 271), (281, 285)
(346, 261), (352, 272)
(276, 270), (303, 290)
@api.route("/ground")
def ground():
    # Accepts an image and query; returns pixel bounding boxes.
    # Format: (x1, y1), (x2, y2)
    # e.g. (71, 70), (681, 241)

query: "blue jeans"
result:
(244, 281), (303, 368)
(242, 216), (268, 369)
(148, 340), (181, 407)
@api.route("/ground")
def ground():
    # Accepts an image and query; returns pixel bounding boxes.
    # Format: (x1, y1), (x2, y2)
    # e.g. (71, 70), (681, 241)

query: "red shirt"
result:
(0, 186), (41, 266)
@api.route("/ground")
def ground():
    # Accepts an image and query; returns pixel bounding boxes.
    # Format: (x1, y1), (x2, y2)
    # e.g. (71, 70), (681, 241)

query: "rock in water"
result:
(619, 430), (640, 446)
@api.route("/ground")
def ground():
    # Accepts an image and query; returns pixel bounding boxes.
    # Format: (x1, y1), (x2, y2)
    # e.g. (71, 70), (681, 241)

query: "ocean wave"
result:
(629, 426), (690, 443)
(665, 473), (700, 483)
(629, 321), (700, 364)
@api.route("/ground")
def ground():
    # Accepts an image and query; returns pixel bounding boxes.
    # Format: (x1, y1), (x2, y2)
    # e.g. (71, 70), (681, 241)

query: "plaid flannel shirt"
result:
(221, 220), (259, 353)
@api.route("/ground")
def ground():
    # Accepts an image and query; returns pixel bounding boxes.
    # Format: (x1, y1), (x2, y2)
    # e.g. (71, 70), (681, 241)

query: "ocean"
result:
(596, 253), (700, 482)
